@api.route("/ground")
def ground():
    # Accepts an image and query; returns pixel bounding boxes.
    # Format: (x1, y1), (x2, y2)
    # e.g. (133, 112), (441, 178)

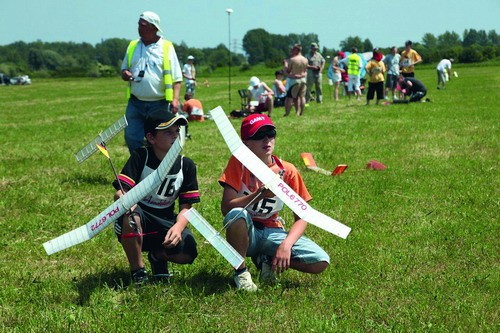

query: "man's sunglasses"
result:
(248, 129), (276, 141)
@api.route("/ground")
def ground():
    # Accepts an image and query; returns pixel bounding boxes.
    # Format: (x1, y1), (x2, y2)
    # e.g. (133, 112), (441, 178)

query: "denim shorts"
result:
(223, 208), (330, 264)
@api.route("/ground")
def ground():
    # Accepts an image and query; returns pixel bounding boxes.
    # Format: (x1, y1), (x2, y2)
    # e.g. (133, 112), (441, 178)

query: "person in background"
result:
(383, 46), (401, 100)
(365, 49), (386, 105)
(121, 11), (183, 154)
(346, 47), (363, 101)
(400, 40), (422, 78)
(397, 75), (429, 103)
(219, 114), (330, 291)
(436, 58), (454, 89)
(327, 52), (345, 101)
(284, 44), (308, 116)
(183, 55), (196, 95)
(305, 43), (326, 104)
(246, 76), (274, 117)
(272, 70), (287, 107)
(181, 92), (204, 122)
(338, 51), (349, 96)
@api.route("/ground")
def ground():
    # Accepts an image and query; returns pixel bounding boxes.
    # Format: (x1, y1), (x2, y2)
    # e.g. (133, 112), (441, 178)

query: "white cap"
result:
(249, 76), (260, 87)
(140, 11), (163, 34)
(187, 55), (195, 60)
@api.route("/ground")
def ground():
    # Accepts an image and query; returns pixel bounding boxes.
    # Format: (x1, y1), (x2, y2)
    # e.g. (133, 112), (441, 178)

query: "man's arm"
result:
(122, 69), (133, 81)
(262, 83), (274, 95)
(412, 51), (422, 66)
(170, 81), (181, 113)
(319, 57), (326, 72)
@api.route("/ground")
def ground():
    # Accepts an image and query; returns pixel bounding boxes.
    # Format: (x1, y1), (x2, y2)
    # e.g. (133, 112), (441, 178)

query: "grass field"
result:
(0, 65), (498, 332)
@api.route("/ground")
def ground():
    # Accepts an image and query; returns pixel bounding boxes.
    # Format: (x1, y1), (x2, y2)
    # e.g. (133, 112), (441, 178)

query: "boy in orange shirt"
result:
(218, 114), (330, 291)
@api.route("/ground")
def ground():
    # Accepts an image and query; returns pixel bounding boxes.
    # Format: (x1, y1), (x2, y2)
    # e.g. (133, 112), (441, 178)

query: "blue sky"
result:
(1, 0), (499, 52)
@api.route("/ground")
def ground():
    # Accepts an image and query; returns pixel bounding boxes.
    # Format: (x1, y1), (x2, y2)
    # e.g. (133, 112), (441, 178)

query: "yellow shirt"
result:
(365, 60), (386, 83)
(400, 49), (421, 74)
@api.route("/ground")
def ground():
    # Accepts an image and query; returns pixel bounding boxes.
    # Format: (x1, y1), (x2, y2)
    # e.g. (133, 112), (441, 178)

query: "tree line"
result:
(0, 28), (497, 78)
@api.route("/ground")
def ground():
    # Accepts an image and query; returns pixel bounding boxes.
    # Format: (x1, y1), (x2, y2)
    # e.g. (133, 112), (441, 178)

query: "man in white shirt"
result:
(246, 76), (274, 117)
(121, 11), (183, 153)
(436, 58), (454, 89)
(183, 55), (196, 95)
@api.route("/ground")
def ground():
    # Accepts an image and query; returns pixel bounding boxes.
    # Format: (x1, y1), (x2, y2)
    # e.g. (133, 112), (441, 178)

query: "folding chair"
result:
(238, 89), (249, 110)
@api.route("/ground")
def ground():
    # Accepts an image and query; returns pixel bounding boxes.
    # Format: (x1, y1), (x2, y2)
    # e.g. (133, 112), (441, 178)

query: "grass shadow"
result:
(75, 268), (130, 306)
(175, 269), (233, 295)
(75, 267), (234, 305)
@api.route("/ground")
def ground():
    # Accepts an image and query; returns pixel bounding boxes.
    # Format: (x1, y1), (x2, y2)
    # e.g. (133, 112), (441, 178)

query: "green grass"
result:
(0, 67), (498, 332)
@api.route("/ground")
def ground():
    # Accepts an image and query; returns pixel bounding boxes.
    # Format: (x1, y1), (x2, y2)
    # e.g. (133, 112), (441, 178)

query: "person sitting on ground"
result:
(246, 76), (274, 117)
(219, 114), (330, 291)
(181, 92), (204, 122)
(397, 75), (428, 103)
(113, 113), (200, 284)
(272, 70), (287, 107)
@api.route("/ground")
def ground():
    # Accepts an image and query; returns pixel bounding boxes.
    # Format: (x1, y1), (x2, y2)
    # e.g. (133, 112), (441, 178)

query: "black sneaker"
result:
(148, 252), (170, 281)
(131, 267), (148, 285)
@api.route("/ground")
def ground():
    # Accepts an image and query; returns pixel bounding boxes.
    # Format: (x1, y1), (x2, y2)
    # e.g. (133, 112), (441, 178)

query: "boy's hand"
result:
(163, 225), (182, 248)
(272, 244), (292, 274)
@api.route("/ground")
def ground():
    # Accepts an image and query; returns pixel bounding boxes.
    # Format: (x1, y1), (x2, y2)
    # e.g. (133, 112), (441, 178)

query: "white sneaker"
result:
(234, 271), (257, 291)
(260, 261), (277, 285)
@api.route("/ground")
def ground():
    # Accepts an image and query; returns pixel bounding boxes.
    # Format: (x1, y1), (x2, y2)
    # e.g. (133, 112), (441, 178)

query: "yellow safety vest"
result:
(347, 53), (361, 76)
(125, 39), (174, 101)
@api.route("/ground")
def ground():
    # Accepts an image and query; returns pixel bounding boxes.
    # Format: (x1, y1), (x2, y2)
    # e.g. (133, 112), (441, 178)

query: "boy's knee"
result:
(223, 208), (251, 229)
(313, 261), (329, 274)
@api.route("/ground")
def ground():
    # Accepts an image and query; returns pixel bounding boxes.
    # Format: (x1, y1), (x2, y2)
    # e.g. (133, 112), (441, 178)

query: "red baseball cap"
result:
(241, 114), (275, 140)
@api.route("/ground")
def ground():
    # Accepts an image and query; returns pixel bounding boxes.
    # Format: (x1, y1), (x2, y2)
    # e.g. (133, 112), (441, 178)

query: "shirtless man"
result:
(284, 44), (308, 116)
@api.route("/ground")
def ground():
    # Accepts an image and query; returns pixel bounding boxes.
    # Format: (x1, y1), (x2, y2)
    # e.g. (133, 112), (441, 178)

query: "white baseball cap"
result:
(140, 11), (163, 34)
(187, 55), (195, 60)
(249, 76), (260, 87)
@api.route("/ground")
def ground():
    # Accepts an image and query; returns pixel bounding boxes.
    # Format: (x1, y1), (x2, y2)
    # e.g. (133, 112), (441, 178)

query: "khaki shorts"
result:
(287, 82), (307, 99)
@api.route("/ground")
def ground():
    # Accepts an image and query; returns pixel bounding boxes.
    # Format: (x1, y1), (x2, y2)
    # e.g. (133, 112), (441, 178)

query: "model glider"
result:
(183, 208), (244, 269)
(300, 152), (348, 176)
(43, 138), (183, 255)
(209, 106), (351, 239)
(75, 115), (128, 163)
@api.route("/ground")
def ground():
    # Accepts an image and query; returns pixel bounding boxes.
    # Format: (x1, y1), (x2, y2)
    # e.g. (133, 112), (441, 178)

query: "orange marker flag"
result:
(300, 152), (317, 167)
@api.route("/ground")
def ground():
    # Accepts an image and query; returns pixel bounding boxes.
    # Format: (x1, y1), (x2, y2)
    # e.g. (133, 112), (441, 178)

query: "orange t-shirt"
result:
(182, 99), (204, 122)
(219, 155), (311, 228)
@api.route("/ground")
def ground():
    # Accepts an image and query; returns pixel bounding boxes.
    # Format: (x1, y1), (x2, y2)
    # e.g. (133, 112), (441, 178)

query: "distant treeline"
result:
(0, 28), (497, 78)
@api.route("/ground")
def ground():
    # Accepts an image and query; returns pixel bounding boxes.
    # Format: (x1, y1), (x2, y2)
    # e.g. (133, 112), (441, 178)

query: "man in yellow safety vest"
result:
(121, 11), (183, 154)
(346, 47), (362, 101)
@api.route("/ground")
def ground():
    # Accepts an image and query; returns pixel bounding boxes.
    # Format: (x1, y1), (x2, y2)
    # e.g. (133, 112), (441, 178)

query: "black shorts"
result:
(114, 206), (197, 257)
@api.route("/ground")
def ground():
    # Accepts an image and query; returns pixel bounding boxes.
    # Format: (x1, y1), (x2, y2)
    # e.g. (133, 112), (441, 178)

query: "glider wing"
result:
(75, 115), (128, 163)
(209, 106), (351, 239)
(183, 208), (244, 269)
(43, 138), (183, 255)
